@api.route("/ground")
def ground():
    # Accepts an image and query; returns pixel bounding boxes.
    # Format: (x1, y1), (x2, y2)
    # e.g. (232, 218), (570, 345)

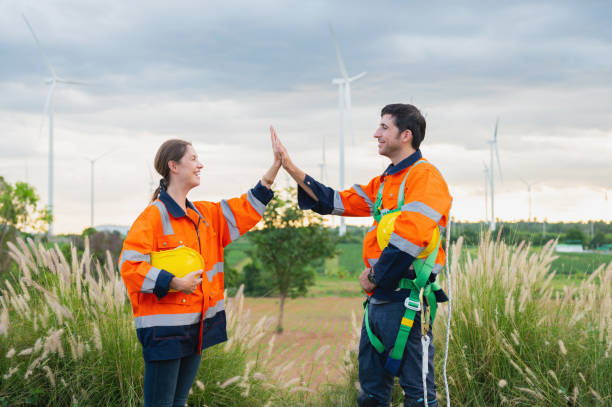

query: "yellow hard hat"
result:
(376, 212), (440, 259)
(151, 246), (205, 292)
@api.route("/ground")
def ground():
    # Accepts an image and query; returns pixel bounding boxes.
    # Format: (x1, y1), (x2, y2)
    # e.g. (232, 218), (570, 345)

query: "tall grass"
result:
(318, 234), (611, 406)
(0, 237), (310, 406)
(2, 235), (610, 406)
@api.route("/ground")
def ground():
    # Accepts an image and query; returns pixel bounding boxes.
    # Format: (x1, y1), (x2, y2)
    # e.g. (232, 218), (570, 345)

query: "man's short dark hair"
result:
(381, 104), (426, 149)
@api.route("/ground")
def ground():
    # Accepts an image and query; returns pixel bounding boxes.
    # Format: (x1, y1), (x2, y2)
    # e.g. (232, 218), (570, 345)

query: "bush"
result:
(242, 260), (273, 297)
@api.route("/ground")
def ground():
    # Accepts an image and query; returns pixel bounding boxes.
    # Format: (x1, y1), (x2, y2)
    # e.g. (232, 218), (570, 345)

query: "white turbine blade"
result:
(93, 148), (117, 162)
(56, 78), (89, 86)
(348, 71), (367, 82)
(329, 24), (349, 80)
(38, 82), (55, 140)
(22, 14), (56, 78)
(493, 118), (499, 141)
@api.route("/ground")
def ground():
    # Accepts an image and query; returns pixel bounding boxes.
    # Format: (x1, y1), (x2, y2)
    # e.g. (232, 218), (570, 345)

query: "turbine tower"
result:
(602, 185), (612, 222)
(483, 162), (489, 223)
(318, 134), (328, 184)
(488, 119), (502, 231)
(329, 24), (366, 236)
(85, 149), (115, 228)
(520, 178), (538, 222)
(23, 14), (86, 235)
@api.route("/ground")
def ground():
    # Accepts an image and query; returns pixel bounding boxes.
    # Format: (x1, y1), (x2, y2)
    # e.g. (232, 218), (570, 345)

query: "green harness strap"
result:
(363, 238), (441, 357)
(388, 241), (440, 364)
(373, 160), (427, 223)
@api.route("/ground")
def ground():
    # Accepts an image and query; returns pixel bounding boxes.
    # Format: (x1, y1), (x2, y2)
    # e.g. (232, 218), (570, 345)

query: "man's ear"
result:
(401, 129), (413, 145)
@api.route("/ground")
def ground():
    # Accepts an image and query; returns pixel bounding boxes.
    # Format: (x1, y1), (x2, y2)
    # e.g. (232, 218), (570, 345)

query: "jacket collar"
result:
(383, 149), (422, 176)
(159, 189), (194, 219)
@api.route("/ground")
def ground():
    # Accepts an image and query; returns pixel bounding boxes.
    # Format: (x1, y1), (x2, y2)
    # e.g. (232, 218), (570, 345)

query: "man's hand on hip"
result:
(359, 267), (376, 292)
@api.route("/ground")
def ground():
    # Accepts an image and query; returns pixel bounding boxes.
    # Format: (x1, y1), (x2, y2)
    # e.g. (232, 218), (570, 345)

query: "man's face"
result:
(374, 114), (405, 158)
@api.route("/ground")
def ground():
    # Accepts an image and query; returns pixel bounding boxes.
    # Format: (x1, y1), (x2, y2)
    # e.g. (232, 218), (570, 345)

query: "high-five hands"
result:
(270, 126), (282, 169)
(270, 126), (291, 169)
(261, 126), (283, 188)
(269, 125), (318, 201)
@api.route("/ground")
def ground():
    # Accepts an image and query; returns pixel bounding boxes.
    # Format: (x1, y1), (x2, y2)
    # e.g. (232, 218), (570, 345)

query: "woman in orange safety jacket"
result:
(119, 132), (281, 406)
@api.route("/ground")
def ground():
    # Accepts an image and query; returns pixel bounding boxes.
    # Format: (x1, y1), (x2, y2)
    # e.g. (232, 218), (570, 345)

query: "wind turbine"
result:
(601, 185), (612, 222)
(329, 24), (366, 236)
(23, 14), (86, 235)
(85, 149), (115, 228)
(488, 119), (502, 231)
(520, 178), (539, 222)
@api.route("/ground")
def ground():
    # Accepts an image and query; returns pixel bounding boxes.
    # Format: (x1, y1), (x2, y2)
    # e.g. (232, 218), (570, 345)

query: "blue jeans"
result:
(143, 353), (201, 407)
(358, 301), (438, 407)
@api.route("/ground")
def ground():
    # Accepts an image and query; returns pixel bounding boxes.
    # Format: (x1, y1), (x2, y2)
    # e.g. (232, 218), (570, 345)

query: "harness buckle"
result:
(404, 297), (421, 312)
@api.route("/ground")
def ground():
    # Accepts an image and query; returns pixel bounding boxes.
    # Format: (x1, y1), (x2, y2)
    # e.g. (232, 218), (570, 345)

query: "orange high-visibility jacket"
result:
(298, 150), (451, 302)
(119, 183), (272, 361)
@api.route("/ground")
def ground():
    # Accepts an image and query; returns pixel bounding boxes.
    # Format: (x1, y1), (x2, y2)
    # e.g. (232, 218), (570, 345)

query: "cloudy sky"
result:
(1, 0), (611, 234)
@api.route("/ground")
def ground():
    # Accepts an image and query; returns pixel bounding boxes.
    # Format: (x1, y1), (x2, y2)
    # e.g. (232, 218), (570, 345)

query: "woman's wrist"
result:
(262, 163), (280, 188)
(169, 276), (183, 291)
(261, 177), (273, 188)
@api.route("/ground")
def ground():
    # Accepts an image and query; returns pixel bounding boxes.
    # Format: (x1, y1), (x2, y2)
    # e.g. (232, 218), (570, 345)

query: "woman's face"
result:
(171, 144), (203, 189)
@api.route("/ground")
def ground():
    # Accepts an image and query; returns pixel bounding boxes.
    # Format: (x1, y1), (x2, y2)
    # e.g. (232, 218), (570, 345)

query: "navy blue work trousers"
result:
(358, 300), (438, 407)
(143, 352), (201, 407)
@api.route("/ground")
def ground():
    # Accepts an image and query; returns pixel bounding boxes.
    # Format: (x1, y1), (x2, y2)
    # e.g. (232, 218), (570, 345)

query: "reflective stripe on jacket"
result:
(119, 182), (272, 361)
(298, 150), (452, 302)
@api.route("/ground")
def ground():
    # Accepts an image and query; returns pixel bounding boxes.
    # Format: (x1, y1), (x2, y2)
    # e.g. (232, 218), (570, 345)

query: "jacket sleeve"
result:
(118, 208), (175, 299)
(214, 181), (274, 248)
(297, 174), (378, 217)
(373, 164), (452, 290)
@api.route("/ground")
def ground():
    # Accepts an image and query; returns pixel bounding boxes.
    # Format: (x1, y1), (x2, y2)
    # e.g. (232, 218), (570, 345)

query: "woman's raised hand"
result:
(270, 126), (282, 168)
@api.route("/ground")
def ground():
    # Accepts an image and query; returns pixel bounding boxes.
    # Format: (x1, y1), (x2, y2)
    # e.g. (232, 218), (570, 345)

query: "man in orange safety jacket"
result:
(273, 104), (452, 407)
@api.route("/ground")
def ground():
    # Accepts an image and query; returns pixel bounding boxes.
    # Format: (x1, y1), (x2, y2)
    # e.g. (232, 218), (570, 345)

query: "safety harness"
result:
(364, 159), (446, 380)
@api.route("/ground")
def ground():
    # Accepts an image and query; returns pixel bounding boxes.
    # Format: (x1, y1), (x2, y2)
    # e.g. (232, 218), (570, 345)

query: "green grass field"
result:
(551, 251), (612, 275)
(228, 239), (612, 291)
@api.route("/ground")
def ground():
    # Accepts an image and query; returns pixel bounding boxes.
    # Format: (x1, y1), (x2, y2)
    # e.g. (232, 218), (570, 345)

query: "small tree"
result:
(249, 188), (337, 333)
(0, 176), (52, 271)
(564, 228), (586, 244)
(590, 231), (607, 249)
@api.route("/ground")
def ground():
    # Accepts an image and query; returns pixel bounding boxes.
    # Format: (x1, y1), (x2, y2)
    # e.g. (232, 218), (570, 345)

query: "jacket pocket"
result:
(156, 234), (184, 251)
